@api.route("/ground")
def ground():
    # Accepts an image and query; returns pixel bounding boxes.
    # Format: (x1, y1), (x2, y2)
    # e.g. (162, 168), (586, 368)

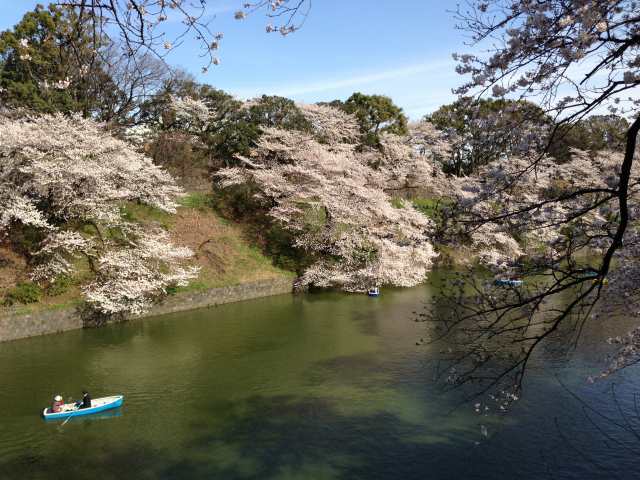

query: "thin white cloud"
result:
(404, 101), (449, 119)
(233, 59), (456, 99)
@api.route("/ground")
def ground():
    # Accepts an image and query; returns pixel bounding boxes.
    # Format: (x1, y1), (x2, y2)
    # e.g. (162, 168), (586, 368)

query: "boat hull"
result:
(494, 279), (523, 287)
(42, 395), (124, 420)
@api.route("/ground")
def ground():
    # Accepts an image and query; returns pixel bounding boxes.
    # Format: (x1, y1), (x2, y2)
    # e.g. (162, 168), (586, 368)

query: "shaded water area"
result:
(1, 275), (640, 479)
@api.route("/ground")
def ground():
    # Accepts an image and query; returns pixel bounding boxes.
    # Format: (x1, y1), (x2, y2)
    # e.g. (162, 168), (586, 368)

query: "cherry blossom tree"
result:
(428, 146), (640, 399)
(0, 113), (198, 315)
(217, 104), (445, 291)
(0, 1), (311, 123)
(0, 4), (172, 121)
(54, 1), (312, 72)
(424, 0), (640, 398)
(235, 1), (311, 36)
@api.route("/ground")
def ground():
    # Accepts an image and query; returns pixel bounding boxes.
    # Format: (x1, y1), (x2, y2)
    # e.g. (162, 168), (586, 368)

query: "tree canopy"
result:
(0, 113), (197, 315)
(0, 4), (95, 113)
(341, 93), (409, 146)
(217, 104), (444, 291)
(0, 4), (169, 122)
(435, 0), (640, 396)
(427, 98), (551, 175)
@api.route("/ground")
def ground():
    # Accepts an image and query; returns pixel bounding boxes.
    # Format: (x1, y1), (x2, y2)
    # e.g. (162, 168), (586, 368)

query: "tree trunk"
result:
(600, 115), (640, 275)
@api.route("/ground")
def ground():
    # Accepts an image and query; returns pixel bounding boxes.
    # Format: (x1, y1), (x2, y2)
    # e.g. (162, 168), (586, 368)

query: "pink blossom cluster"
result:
(453, 148), (638, 269)
(217, 105), (444, 291)
(0, 113), (198, 314)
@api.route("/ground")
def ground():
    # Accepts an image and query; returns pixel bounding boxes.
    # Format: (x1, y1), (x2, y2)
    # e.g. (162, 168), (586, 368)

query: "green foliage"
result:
(145, 83), (312, 165)
(213, 183), (265, 219)
(413, 197), (452, 217)
(246, 95), (312, 131)
(120, 202), (172, 229)
(342, 92), (408, 146)
(263, 223), (313, 274)
(46, 274), (73, 297)
(3, 282), (43, 306)
(0, 4), (117, 116)
(549, 115), (629, 161)
(541, 178), (573, 200)
(351, 242), (378, 264)
(149, 131), (208, 182)
(299, 203), (328, 232)
(0, 5), (70, 111)
(8, 224), (46, 256)
(413, 197), (455, 231)
(427, 97), (551, 175)
(210, 95), (311, 163)
(429, 97), (547, 132)
(428, 97), (629, 171)
(177, 192), (214, 210)
(390, 197), (405, 208)
(209, 118), (261, 162)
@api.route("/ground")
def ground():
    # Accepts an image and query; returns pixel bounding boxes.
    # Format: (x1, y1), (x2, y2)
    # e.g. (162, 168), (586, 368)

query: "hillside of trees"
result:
(0, 3), (635, 336)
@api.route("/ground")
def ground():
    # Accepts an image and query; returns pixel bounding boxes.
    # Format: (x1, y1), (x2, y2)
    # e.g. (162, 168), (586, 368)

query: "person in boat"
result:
(76, 390), (92, 409)
(51, 395), (64, 413)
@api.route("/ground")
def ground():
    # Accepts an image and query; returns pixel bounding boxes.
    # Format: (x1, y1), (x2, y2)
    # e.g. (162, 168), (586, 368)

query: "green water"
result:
(1, 282), (639, 479)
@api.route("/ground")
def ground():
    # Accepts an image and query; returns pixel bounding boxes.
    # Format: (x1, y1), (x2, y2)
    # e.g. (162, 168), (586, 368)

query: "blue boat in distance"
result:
(367, 287), (380, 297)
(494, 278), (523, 287)
(580, 269), (599, 279)
(42, 395), (124, 420)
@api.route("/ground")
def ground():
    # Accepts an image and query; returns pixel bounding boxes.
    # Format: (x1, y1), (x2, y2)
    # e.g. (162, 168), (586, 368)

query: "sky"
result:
(0, 1), (468, 119)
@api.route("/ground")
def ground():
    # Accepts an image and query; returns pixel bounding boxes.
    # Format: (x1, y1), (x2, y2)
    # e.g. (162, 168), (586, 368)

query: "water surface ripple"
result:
(1, 282), (639, 479)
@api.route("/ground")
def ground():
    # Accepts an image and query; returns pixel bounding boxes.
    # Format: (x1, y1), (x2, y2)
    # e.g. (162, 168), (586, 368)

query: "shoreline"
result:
(0, 277), (293, 343)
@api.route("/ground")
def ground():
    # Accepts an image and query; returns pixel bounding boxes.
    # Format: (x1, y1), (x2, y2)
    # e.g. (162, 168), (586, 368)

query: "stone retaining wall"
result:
(0, 307), (83, 343)
(0, 277), (293, 343)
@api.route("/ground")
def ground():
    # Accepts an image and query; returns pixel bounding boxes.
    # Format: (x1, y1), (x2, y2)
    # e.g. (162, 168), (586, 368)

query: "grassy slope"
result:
(169, 193), (295, 291)
(0, 192), (294, 314)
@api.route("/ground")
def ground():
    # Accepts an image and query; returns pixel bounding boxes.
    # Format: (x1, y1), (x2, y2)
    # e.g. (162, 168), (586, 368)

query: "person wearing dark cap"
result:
(76, 390), (92, 409)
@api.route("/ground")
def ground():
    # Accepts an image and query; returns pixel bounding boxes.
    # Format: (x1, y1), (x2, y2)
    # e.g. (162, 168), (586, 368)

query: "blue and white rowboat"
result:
(42, 395), (124, 420)
(494, 279), (523, 287)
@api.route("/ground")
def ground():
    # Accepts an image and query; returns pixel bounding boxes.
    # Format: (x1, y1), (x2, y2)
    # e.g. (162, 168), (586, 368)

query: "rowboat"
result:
(580, 270), (599, 279)
(42, 395), (124, 420)
(367, 287), (380, 297)
(494, 278), (523, 287)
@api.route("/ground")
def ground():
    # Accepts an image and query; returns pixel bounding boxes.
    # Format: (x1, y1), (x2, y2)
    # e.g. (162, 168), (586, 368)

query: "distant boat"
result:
(580, 270), (608, 285)
(494, 278), (523, 287)
(42, 395), (124, 420)
(367, 287), (380, 297)
(580, 269), (599, 279)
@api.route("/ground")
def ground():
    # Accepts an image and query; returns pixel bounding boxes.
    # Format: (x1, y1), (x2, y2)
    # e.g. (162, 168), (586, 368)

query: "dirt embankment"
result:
(0, 192), (294, 316)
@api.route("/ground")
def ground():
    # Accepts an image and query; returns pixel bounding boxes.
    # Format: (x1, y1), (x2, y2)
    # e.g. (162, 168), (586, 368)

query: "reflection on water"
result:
(0, 277), (639, 479)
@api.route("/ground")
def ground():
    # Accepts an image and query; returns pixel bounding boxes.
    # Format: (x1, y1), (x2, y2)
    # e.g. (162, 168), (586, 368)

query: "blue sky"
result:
(1, 1), (468, 118)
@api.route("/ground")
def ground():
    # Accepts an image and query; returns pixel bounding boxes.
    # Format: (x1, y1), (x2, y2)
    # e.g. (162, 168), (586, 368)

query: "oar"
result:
(60, 408), (79, 426)
(60, 399), (78, 426)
